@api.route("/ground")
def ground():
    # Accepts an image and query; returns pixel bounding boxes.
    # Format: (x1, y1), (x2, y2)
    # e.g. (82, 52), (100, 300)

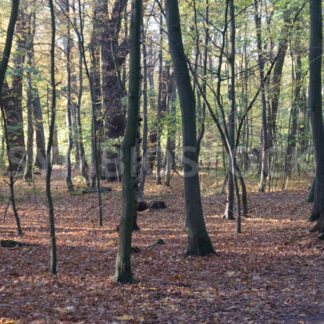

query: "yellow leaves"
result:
(114, 314), (134, 321)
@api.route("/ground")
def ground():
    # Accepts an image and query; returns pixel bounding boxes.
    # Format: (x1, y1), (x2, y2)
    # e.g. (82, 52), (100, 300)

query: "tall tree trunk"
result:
(156, 9), (163, 185)
(253, 0), (269, 192)
(101, 0), (128, 182)
(2, 9), (27, 173)
(138, 24), (148, 198)
(284, 33), (303, 189)
(64, 0), (74, 192)
(147, 40), (158, 173)
(115, 0), (142, 284)
(90, 0), (103, 187)
(308, 0), (324, 238)
(47, 0), (57, 274)
(0, 0), (22, 237)
(165, 80), (177, 187)
(224, 0), (236, 221)
(24, 12), (35, 180)
(165, 0), (215, 256)
(73, 1), (89, 186)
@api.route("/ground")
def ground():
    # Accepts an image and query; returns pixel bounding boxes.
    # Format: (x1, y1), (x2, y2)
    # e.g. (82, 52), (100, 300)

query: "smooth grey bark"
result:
(115, 0), (142, 284)
(165, 0), (215, 256)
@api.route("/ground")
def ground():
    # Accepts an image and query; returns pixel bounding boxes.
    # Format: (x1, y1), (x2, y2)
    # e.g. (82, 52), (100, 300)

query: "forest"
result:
(0, 0), (324, 322)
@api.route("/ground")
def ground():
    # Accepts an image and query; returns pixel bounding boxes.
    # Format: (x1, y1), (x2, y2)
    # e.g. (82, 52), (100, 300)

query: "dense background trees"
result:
(0, 0), (314, 190)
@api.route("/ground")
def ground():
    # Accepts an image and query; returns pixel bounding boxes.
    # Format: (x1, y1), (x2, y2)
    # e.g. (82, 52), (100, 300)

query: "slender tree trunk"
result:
(52, 124), (60, 164)
(165, 80), (177, 186)
(115, 0), (142, 284)
(33, 85), (46, 170)
(156, 9), (163, 185)
(147, 41), (158, 173)
(224, 0), (236, 221)
(64, 0), (74, 192)
(165, 0), (215, 256)
(73, 2), (89, 186)
(284, 45), (302, 188)
(253, 0), (269, 192)
(24, 13), (35, 180)
(138, 24), (148, 198)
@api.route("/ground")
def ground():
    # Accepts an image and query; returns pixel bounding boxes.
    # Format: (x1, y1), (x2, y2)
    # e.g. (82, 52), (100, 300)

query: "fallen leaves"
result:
(0, 173), (324, 323)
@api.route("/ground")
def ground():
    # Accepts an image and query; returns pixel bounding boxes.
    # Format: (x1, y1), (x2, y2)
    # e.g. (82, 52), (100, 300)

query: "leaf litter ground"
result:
(0, 169), (324, 323)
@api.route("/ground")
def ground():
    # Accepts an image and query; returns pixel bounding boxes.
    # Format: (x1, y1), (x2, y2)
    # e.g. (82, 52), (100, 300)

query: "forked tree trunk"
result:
(165, 0), (215, 256)
(115, 0), (142, 284)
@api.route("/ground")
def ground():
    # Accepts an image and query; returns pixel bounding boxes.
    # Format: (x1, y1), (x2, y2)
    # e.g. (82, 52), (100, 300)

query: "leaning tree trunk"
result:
(308, 0), (324, 239)
(1, 9), (27, 173)
(115, 0), (142, 284)
(165, 0), (215, 256)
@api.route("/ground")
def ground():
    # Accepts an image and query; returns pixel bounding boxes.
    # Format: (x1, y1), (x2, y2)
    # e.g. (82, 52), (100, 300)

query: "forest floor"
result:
(0, 168), (324, 323)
